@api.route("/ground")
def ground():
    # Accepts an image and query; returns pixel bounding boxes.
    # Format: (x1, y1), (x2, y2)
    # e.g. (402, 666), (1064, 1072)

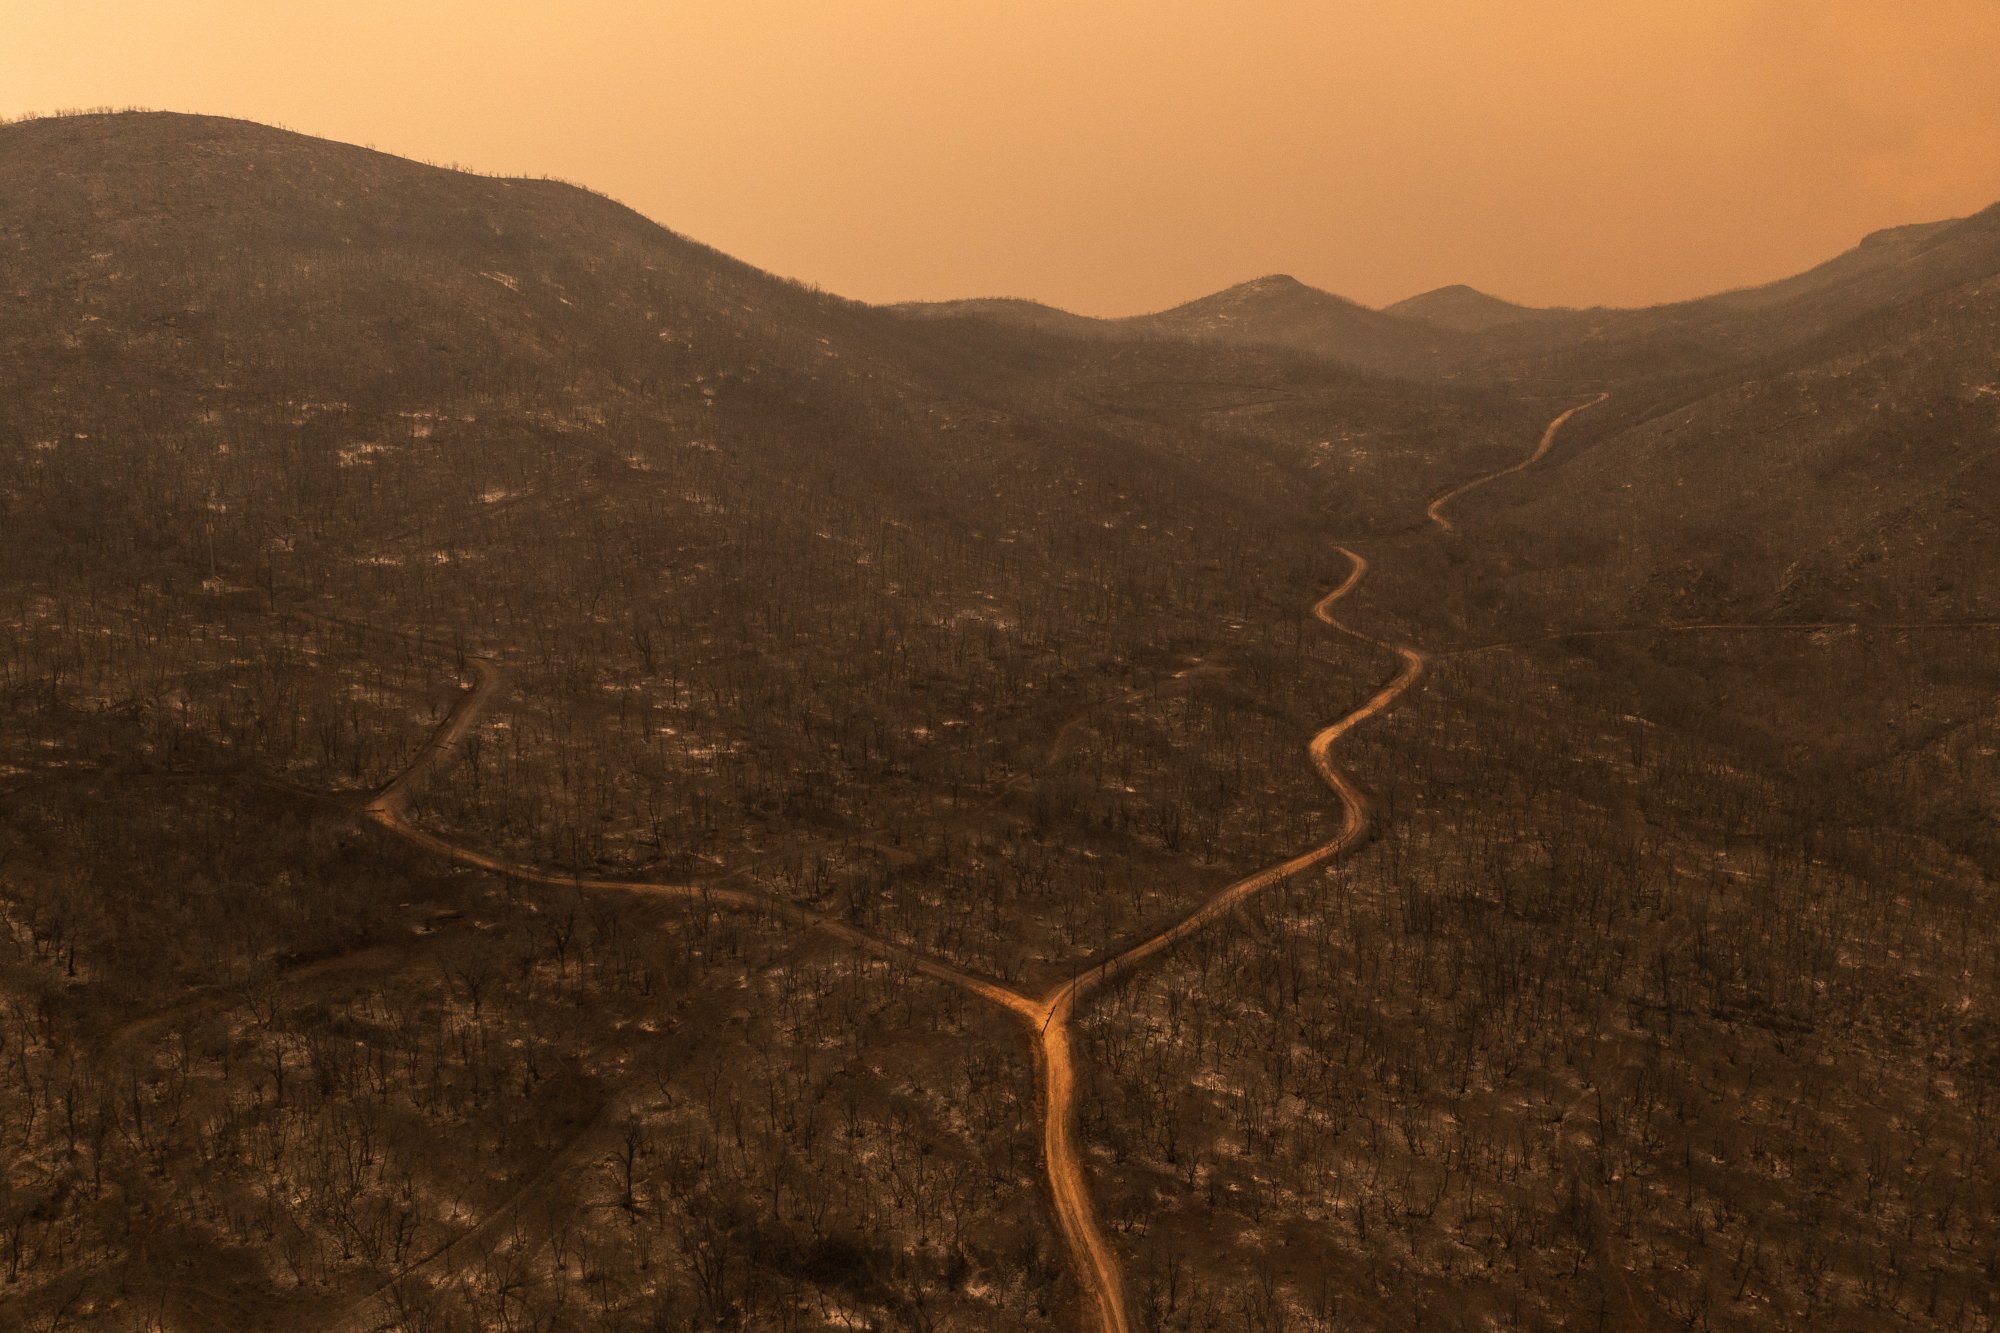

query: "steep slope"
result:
(1457, 205), (2000, 388)
(0, 108), (883, 405)
(1387, 227), (2000, 883)
(1698, 216), (1968, 316)
(0, 110), (1546, 1332)
(1483, 272), (2000, 625)
(1296, 242), (2000, 1333)
(1, 107), (1542, 958)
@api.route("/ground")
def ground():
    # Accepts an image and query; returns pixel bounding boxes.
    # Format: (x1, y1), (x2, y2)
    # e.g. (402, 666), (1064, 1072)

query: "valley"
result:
(2, 110), (1998, 1331)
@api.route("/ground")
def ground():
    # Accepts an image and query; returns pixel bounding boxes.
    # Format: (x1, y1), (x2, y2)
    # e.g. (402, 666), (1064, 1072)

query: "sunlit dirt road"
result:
(1023, 545), (1423, 1333)
(1019, 395), (1607, 1328)
(1427, 391), (1608, 531)
(358, 397), (1607, 1332)
(364, 661), (1038, 1017)
(359, 544), (1422, 1333)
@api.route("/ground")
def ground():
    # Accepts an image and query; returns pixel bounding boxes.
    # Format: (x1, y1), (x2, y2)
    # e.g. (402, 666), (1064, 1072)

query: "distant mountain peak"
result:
(1225, 273), (1335, 298)
(1235, 273), (1309, 291)
(1385, 284), (1549, 333)
(1180, 273), (1369, 316)
(1111, 270), (1454, 375)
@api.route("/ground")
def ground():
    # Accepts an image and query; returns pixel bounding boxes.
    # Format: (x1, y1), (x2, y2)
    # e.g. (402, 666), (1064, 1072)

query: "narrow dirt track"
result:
(1018, 393), (1606, 1329)
(1427, 391), (1609, 531)
(1052, 551), (1420, 1008)
(359, 545), (1422, 1333)
(356, 396), (1606, 1332)
(1440, 618), (2000, 658)
(367, 696), (1038, 1019)
(1023, 546), (1425, 1333)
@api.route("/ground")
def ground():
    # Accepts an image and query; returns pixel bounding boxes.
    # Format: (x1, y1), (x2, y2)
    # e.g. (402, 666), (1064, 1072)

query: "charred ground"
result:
(2, 111), (1997, 1330)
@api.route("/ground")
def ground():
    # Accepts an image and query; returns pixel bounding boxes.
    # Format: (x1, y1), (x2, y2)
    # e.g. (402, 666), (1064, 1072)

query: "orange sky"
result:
(8, 1), (2000, 314)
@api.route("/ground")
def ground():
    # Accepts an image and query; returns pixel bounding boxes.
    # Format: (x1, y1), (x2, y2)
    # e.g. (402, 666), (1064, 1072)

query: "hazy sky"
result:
(8, 2), (2000, 314)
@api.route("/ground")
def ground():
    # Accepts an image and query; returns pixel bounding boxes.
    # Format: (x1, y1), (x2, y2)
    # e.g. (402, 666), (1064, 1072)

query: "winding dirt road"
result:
(1025, 546), (1425, 1333)
(364, 668), (1038, 1018)
(357, 396), (1607, 1331)
(1428, 392), (1609, 531)
(359, 545), (1423, 1333)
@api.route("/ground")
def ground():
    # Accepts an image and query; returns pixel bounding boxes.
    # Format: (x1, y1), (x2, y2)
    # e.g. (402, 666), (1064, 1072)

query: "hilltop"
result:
(1119, 273), (1458, 375)
(1384, 282), (1559, 332)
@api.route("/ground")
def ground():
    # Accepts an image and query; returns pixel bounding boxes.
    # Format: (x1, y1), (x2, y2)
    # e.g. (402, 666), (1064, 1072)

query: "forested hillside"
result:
(2, 110), (1996, 1331)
